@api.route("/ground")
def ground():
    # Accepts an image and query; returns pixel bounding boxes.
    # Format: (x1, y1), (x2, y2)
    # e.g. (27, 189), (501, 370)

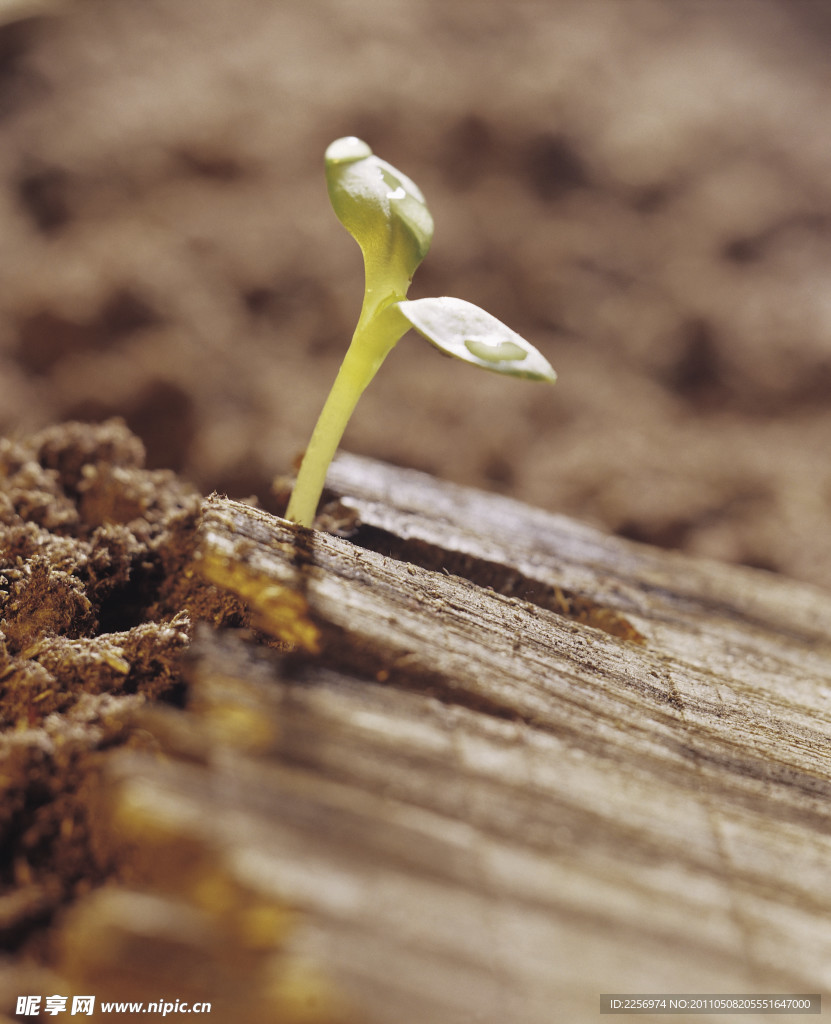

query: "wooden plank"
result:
(78, 456), (831, 1023)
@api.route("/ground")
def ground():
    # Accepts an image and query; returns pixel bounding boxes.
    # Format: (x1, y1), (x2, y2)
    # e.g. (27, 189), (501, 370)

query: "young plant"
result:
(285, 136), (556, 527)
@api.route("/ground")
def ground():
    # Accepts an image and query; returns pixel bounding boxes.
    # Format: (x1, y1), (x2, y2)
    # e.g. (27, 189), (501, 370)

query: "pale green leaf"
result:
(325, 137), (434, 295)
(396, 297), (557, 382)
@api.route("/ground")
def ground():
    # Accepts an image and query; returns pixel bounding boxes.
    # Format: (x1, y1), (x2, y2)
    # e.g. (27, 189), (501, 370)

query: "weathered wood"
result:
(86, 455), (831, 1023)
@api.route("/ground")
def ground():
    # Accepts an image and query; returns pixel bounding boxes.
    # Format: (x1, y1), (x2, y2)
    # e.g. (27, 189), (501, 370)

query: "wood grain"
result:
(89, 454), (831, 1023)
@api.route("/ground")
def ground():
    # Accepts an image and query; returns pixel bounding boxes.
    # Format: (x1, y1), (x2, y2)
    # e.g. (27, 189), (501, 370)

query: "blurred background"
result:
(2, 0), (830, 588)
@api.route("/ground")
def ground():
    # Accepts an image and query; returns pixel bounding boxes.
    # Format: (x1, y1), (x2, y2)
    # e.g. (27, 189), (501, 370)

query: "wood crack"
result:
(346, 522), (646, 645)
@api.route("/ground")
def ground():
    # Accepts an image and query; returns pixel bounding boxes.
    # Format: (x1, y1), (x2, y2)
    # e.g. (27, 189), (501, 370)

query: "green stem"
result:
(285, 302), (407, 527)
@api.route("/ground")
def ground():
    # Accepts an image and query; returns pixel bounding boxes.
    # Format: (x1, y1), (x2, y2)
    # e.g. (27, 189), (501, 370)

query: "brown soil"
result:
(1, 0), (830, 590)
(0, 421), (249, 962)
(1, 0), (830, 1017)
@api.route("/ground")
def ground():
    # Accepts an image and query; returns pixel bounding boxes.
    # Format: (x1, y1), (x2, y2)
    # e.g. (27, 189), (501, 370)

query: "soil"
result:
(1, 0), (830, 590)
(1, 0), (831, 1017)
(0, 421), (248, 956)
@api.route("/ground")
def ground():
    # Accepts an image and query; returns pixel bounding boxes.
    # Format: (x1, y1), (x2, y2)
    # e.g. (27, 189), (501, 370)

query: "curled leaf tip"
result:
(325, 136), (434, 294)
(325, 136), (373, 165)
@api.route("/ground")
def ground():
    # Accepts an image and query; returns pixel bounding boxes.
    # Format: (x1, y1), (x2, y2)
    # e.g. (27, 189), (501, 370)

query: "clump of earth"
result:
(0, 419), (245, 961)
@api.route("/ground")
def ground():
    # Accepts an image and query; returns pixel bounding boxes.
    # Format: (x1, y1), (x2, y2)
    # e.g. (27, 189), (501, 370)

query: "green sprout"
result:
(285, 136), (557, 527)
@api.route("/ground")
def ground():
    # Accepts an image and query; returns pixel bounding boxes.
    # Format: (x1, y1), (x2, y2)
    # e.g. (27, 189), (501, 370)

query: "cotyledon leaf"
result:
(395, 296), (557, 382)
(325, 136), (434, 293)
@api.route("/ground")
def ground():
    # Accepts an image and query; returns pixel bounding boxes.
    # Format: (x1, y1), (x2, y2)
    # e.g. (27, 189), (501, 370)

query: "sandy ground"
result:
(1, 0), (830, 588)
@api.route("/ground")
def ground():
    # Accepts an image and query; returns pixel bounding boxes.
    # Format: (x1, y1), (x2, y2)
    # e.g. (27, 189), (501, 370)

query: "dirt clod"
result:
(0, 419), (239, 954)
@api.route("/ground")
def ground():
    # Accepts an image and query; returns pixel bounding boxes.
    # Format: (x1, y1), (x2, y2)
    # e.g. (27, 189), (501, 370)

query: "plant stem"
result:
(285, 302), (406, 527)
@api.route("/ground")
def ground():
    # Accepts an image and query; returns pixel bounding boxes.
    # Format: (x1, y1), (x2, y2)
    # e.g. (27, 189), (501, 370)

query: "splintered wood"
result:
(83, 456), (831, 1023)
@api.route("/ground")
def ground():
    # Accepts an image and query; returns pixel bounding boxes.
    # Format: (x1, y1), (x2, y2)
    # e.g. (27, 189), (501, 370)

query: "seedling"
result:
(285, 136), (556, 527)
